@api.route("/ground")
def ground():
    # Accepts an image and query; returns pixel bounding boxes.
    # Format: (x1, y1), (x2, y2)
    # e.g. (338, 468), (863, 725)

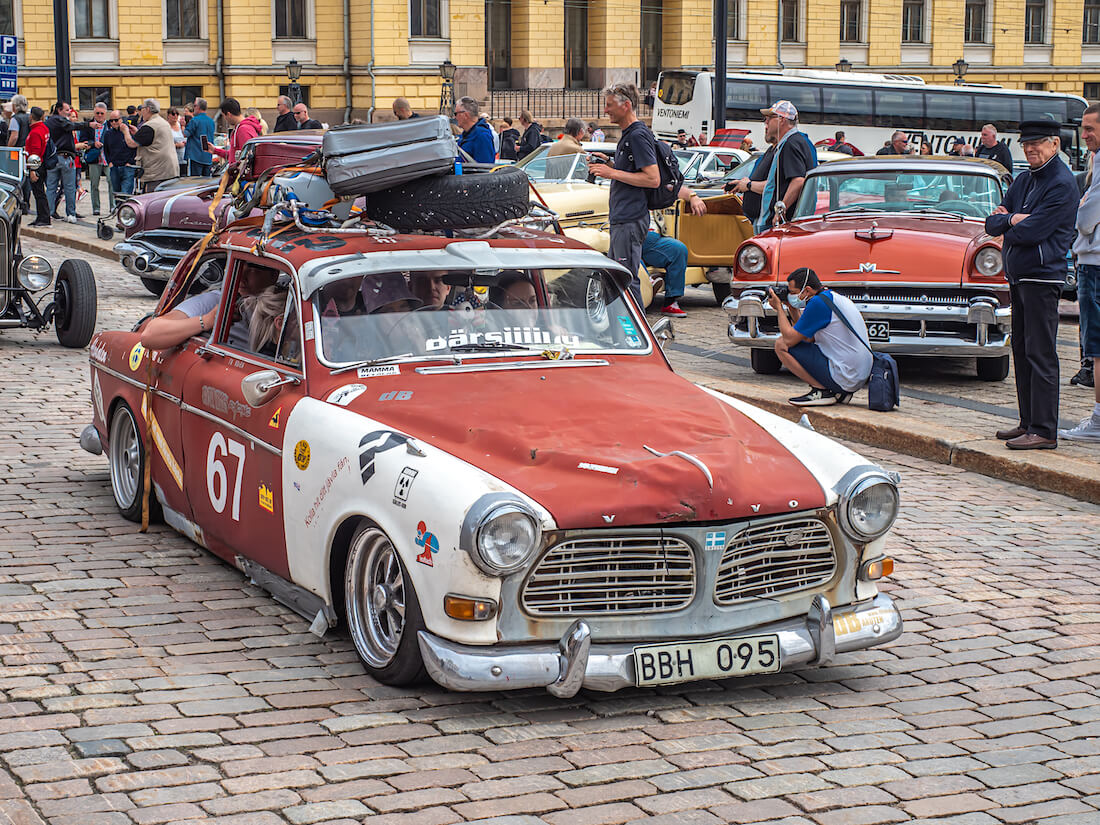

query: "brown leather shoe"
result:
(1006, 433), (1057, 450)
(996, 425), (1026, 440)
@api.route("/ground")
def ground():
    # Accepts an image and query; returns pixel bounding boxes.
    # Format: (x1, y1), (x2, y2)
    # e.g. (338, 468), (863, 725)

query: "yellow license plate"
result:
(633, 634), (781, 687)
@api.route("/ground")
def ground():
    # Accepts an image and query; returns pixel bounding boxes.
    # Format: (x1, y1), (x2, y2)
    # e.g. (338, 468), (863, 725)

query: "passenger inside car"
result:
(243, 284), (301, 366)
(411, 270), (451, 308)
(320, 277), (367, 317)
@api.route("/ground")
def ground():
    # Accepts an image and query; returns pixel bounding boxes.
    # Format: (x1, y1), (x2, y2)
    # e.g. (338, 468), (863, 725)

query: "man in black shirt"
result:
(976, 124), (1014, 174)
(45, 102), (89, 222)
(877, 131), (911, 155)
(273, 96), (296, 133)
(589, 82), (659, 307)
(292, 103), (322, 130)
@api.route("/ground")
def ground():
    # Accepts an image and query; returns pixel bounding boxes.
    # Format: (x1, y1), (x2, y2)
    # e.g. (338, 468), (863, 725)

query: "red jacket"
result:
(211, 115), (262, 164)
(24, 121), (49, 159)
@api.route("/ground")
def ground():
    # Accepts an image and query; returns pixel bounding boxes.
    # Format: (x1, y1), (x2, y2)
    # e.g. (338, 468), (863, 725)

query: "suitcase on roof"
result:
(322, 115), (458, 196)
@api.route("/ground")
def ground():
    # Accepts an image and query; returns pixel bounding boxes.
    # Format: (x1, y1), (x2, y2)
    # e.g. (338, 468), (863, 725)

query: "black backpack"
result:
(646, 137), (686, 210)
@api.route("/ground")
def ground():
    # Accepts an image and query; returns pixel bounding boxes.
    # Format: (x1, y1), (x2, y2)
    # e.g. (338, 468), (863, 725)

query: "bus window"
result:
(821, 86), (872, 127)
(1067, 98), (1086, 123)
(974, 96), (1020, 130)
(873, 89), (924, 130)
(767, 83), (821, 124)
(925, 92), (975, 131)
(658, 72), (699, 107)
(1021, 97), (1068, 124)
(726, 81), (769, 121)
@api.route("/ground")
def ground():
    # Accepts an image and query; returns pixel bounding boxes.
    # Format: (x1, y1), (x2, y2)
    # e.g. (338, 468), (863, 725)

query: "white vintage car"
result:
(82, 221), (902, 695)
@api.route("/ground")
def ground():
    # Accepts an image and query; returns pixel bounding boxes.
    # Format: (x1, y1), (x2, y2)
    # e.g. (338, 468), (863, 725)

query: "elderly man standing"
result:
(976, 124), (1014, 173)
(877, 131), (910, 155)
(454, 97), (495, 163)
(123, 99), (180, 193)
(273, 96), (295, 133)
(985, 120), (1079, 450)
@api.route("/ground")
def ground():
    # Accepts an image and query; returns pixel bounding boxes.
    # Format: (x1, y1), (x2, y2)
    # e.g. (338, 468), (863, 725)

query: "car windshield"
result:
(794, 170), (1003, 219)
(517, 147), (589, 182)
(674, 150), (700, 176)
(314, 267), (647, 365)
(720, 154), (763, 183)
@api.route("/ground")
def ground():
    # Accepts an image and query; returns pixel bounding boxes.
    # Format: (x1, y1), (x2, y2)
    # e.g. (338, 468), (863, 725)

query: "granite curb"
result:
(22, 224), (117, 260)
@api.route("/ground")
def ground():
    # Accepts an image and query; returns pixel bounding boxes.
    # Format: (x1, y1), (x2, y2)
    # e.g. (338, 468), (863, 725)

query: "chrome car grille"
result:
(522, 536), (696, 616)
(714, 518), (836, 604)
(838, 290), (976, 306)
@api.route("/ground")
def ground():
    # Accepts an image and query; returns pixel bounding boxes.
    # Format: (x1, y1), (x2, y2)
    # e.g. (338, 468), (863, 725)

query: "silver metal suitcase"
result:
(322, 116), (458, 196)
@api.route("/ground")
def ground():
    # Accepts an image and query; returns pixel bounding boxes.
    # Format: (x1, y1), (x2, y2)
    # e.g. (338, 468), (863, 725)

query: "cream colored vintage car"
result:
(530, 179), (754, 307)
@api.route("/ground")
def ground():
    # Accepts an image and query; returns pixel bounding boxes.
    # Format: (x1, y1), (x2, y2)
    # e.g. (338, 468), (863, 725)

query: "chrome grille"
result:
(839, 290), (974, 306)
(522, 536), (696, 616)
(714, 518), (836, 604)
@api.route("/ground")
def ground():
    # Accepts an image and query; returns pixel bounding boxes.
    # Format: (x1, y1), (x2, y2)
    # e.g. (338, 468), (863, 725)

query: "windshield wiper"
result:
(907, 207), (965, 220)
(331, 353), (464, 375)
(449, 342), (532, 353)
(824, 205), (884, 217)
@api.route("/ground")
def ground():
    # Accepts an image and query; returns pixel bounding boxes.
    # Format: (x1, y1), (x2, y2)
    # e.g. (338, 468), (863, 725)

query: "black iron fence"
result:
(489, 89), (604, 121)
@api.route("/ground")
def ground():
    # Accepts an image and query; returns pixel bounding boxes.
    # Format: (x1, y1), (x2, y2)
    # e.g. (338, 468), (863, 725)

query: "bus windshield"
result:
(657, 71), (699, 107)
(794, 170), (1003, 219)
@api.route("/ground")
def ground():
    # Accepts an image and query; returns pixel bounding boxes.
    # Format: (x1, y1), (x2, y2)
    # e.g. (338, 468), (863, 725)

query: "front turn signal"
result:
(859, 557), (894, 581)
(444, 594), (498, 621)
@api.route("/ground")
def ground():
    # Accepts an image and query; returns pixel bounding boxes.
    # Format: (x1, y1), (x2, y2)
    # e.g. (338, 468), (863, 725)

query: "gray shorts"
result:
(609, 216), (649, 308)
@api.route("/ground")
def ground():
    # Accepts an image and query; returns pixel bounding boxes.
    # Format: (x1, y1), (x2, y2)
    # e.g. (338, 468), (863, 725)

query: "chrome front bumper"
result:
(80, 424), (102, 455)
(418, 592), (901, 696)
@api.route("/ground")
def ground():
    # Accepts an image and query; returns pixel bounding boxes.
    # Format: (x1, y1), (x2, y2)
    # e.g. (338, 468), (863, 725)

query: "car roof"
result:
(807, 155), (1007, 177)
(246, 132), (324, 146)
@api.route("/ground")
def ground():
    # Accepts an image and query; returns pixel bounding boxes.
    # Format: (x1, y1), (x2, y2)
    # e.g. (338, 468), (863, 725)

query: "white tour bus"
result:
(653, 69), (1087, 168)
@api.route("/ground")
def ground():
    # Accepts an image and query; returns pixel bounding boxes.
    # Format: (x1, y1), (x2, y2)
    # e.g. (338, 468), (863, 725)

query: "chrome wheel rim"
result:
(346, 528), (406, 668)
(108, 407), (141, 510)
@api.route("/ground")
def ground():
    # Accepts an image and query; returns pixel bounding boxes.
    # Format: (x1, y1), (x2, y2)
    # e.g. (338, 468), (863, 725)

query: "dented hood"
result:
(327, 359), (826, 529)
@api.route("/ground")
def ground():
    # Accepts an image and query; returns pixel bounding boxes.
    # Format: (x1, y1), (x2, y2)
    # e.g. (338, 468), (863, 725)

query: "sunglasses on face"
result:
(108, 118), (119, 122)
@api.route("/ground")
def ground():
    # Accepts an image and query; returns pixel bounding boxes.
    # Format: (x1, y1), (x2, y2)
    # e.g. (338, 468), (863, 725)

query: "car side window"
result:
(161, 253), (227, 320)
(217, 259), (285, 355)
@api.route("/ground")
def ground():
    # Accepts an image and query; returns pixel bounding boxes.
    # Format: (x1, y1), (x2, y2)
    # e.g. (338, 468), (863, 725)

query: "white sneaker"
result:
(1058, 415), (1100, 442)
(65, 215), (78, 224)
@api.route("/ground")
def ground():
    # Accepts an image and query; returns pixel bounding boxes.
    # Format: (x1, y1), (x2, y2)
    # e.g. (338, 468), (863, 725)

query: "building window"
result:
(781, 0), (799, 42)
(410, 0), (441, 37)
(275, 0), (306, 38)
(78, 87), (112, 109)
(564, 0), (587, 89)
(642, 0), (662, 89)
(166, 0), (199, 38)
(170, 86), (202, 107)
(485, 0), (510, 90)
(1085, 82), (1100, 100)
(1025, 82), (1046, 91)
(964, 0), (987, 43)
(840, 0), (862, 42)
(901, 0), (924, 42)
(726, 0), (740, 40)
(1086, 0), (1100, 44)
(75, 0), (110, 38)
(0, 0), (13, 35)
(1024, 0), (1046, 44)
(278, 84), (310, 106)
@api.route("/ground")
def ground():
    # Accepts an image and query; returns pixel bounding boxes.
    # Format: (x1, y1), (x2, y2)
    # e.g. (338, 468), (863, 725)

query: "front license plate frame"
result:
(633, 633), (781, 687)
(866, 321), (890, 342)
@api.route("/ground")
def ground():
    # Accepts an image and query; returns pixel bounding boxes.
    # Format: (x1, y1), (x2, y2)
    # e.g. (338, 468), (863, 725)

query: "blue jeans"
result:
(788, 341), (844, 394)
(641, 231), (687, 300)
(109, 166), (137, 198)
(1078, 264), (1100, 359)
(46, 156), (78, 218)
(188, 160), (211, 176)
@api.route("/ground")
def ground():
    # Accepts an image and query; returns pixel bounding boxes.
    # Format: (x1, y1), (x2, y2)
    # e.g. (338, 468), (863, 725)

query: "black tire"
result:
(141, 277), (166, 297)
(54, 259), (98, 348)
(363, 166), (530, 232)
(977, 355), (1010, 382)
(344, 523), (427, 685)
(712, 282), (732, 304)
(96, 223), (113, 241)
(107, 403), (161, 523)
(751, 348), (783, 375)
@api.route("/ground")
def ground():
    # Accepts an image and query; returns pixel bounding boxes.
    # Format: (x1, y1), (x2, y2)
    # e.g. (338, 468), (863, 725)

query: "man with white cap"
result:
(726, 100), (817, 232)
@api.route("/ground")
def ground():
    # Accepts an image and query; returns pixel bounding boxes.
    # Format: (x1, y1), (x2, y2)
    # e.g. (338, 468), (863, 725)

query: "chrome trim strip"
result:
(179, 402), (281, 456)
(415, 359), (610, 375)
(91, 362), (182, 404)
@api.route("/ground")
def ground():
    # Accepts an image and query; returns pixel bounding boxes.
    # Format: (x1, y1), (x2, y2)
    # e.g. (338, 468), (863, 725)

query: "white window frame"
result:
(1024, 0), (1049, 45)
(409, 0), (448, 40)
(839, 0), (864, 44)
(780, 0), (803, 44)
(163, 0), (208, 41)
(964, 0), (990, 44)
(1086, 0), (1100, 45)
(272, 0), (314, 41)
(723, 0), (744, 42)
(70, 0), (117, 41)
(901, 0), (928, 44)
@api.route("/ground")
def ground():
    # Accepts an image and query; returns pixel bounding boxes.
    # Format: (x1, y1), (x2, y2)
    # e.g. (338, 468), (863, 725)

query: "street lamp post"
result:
(439, 59), (456, 117)
(953, 58), (969, 86)
(286, 59), (303, 106)
(836, 58), (852, 72)
(52, 0), (71, 103)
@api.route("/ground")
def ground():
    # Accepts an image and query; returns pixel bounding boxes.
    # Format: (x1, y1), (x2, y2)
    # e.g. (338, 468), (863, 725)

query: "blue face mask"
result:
(788, 290), (808, 310)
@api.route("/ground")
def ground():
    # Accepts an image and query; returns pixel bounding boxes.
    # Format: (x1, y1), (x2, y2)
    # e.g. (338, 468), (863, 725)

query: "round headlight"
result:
(117, 204), (139, 228)
(738, 244), (767, 274)
(974, 247), (1002, 277)
(840, 474), (899, 541)
(25, 154), (42, 171)
(474, 504), (540, 575)
(17, 255), (54, 291)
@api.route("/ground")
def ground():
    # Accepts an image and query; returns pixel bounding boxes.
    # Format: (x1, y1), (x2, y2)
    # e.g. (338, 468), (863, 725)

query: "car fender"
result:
(281, 397), (556, 644)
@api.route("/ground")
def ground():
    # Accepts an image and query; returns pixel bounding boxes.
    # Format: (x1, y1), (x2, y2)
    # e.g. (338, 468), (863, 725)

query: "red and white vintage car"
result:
(725, 156), (1014, 381)
(81, 222), (902, 695)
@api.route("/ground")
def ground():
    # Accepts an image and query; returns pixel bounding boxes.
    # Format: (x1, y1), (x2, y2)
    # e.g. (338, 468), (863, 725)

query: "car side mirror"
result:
(650, 317), (675, 345)
(242, 369), (293, 408)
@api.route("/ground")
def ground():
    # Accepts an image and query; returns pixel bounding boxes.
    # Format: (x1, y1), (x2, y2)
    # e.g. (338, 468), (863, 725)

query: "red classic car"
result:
(112, 134), (323, 295)
(725, 156), (1014, 381)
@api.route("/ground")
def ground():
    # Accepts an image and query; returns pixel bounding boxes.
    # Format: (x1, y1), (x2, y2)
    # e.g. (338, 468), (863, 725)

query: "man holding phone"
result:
(184, 98), (215, 176)
(102, 110), (138, 197)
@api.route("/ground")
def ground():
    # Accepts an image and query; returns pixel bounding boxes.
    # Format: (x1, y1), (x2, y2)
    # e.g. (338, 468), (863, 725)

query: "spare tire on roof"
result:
(362, 166), (531, 232)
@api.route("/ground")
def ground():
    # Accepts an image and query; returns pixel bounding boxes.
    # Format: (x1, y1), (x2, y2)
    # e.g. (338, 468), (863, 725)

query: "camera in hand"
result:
(772, 284), (789, 303)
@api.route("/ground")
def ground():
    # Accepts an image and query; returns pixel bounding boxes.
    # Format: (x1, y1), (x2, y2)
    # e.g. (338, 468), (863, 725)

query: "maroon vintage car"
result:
(111, 133), (323, 295)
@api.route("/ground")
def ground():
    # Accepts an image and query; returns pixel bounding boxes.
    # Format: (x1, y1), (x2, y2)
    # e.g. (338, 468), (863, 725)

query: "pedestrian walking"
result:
(211, 99), (262, 164)
(498, 118), (519, 161)
(588, 82), (660, 306)
(24, 107), (52, 226)
(103, 110), (138, 199)
(516, 110), (542, 158)
(976, 124), (1014, 173)
(183, 98), (215, 176)
(725, 100), (816, 232)
(122, 99), (180, 192)
(273, 96), (296, 133)
(985, 119), (1079, 450)
(45, 101), (88, 223)
(85, 103), (110, 215)
(1062, 104), (1100, 441)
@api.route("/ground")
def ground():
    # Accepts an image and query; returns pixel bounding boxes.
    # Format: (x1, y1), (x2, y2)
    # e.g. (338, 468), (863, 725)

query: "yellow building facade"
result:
(5, 0), (1099, 124)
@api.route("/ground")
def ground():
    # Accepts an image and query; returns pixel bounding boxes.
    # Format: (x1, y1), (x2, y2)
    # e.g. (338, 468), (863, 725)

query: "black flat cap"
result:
(1019, 119), (1061, 142)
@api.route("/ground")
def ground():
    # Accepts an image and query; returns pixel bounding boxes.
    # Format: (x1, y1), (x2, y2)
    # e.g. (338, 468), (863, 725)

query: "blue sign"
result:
(0, 36), (17, 98)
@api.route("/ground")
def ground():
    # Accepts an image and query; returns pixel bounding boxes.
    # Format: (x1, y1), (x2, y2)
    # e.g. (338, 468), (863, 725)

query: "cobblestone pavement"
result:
(1, 242), (1099, 825)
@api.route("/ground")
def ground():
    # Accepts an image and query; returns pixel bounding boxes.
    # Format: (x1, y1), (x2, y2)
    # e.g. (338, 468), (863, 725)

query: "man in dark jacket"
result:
(45, 102), (89, 222)
(976, 124), (1014, 174)
(516, 110), (542, 159)
(984, 119), (1079, 450)
(273, 96), (296, 133)
(454, 97), (495, 163)
(103, 110), (138, 196)
(498, 118), (520, 161)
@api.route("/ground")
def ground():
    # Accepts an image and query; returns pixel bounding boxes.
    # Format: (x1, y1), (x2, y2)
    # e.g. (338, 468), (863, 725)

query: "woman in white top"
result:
(166, 108), (186, 165)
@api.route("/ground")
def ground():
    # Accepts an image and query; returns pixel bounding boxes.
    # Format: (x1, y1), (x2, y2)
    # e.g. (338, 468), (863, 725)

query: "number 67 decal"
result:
(207, 432), (246, 520)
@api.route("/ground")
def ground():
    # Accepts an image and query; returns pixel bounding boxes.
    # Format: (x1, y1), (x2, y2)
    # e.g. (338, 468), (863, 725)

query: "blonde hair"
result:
(243, 286), (294, 356)
(245, 107), (269, 134)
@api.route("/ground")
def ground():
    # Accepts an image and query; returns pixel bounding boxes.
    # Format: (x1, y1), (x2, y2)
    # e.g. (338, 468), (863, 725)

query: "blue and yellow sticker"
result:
(128, 343), (145, 371)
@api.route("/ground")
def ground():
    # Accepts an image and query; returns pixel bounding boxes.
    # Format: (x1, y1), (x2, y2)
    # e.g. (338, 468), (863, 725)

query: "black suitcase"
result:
(322, 116), (458, 196)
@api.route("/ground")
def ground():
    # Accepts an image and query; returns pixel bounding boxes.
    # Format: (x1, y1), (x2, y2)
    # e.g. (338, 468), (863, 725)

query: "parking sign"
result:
(0, 36), (17, 98)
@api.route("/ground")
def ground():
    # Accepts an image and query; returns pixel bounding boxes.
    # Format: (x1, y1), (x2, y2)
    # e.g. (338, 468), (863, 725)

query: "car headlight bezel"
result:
(973, 246), (1002, 277)
(838, 470), (899, 542)
(117, 204), (139, 228)
(473, 503), (542, 576)
(17, 255), (54, 292)
(738, 244), (767, 274)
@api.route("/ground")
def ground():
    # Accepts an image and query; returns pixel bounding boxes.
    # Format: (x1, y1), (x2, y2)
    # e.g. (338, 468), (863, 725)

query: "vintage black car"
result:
(1, 149), (97, 347)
